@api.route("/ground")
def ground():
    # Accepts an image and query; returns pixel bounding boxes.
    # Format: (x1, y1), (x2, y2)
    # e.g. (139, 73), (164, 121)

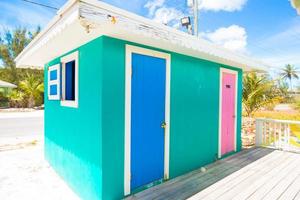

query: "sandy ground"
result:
(0, 142), (80, 200)
(0, 110), (80, 200)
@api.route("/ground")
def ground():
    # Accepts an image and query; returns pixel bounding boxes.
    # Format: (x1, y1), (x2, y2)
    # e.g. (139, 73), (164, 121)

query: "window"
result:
(48, 64), (60, 100)
(61, 51), (78, 108)
(65, 61), (75, 101)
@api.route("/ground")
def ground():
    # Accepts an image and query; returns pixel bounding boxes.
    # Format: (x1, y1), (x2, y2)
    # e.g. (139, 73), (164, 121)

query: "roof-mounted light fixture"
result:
(181, 17), (192, 34)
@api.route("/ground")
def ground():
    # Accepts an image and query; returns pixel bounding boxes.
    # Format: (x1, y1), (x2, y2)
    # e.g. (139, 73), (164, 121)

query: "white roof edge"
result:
(81, 0), (270, 70)
(15, 0), (78, 65)
(15, 0), (270, 71)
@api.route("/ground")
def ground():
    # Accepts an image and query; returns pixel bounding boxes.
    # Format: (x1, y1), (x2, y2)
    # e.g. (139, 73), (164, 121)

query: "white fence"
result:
(255, 118), (300, 152)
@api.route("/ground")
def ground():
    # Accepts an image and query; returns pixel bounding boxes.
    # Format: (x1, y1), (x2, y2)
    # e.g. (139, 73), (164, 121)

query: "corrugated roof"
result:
(15, 0), (270, 71)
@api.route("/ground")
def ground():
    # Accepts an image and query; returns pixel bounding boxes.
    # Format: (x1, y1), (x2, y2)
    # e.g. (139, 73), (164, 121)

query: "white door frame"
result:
(218, 68), (238, 158)
(124, 44), (171, 195)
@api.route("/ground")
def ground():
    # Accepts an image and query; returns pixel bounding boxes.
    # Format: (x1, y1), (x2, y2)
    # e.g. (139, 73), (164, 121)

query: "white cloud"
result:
(144, 0), (165, 16)
(201, 25), (248, 52)
(198, 0), (248, 12)
(144, 0), (184, 27)
(153, 7), (184, 25)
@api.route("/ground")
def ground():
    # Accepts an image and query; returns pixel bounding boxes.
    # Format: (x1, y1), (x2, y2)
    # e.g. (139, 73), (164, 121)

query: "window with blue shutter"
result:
(48, 64), (60, 100)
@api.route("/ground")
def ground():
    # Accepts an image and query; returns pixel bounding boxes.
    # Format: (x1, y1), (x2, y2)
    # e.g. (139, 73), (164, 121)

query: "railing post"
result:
(278, 123), (282, 149)
(283, 123), (287, 150)
(256, 119), (263, 146)
(287, 124), (290, 151)
(254, 118), (300, 152)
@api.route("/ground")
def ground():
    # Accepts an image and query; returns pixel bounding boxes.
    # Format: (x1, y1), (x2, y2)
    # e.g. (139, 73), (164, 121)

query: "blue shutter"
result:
(48, 64), (60, 100)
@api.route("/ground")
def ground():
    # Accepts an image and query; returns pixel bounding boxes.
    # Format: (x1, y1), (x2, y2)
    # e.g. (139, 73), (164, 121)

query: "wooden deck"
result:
(125, 147), (300, 200)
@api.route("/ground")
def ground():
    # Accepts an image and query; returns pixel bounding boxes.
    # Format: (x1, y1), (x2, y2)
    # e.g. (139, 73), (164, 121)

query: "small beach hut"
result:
(15, 0), (267, 199)
(0, 80), (17, 93)
(0, 80), (17, 107)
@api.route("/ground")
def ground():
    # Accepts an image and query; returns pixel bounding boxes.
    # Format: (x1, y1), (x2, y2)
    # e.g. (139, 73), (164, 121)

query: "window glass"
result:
(65, 61), (75, 101)
(50, 69), (57, 81)
(50, 85), (58, 95)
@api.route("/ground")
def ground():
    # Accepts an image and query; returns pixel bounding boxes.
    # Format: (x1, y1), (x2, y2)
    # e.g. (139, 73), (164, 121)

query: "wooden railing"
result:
(255, 118), (300, 152)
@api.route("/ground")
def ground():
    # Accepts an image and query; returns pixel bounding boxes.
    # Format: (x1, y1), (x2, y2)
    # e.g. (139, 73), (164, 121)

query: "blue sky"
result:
(0, 0), (299, 74)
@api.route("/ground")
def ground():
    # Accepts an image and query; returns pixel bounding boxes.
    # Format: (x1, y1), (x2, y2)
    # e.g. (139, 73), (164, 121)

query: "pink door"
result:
(221, 72), (236, 156)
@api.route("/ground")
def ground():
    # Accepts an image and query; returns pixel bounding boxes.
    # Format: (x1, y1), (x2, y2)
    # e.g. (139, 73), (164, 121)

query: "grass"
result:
(251, 110), (300, 121)
(290, 139), (300, 147)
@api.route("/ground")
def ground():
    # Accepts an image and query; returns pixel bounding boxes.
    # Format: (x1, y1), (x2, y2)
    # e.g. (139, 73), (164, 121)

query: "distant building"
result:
(0, 80), (16, 107)
(0, 80), (17, 94)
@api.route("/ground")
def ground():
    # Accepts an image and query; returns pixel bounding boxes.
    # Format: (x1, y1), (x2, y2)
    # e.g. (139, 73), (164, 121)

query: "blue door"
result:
(131, 53), (166, 190)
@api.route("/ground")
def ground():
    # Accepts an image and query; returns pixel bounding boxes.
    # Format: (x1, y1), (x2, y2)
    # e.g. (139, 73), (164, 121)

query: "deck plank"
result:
(293, 190), (300, 200)
(152, 148), (272, 200)
(127, 147), (264, 200)
(246, 153), (300, 200)
(188, 150), (287, 200)
(126, 147), (274, 200)
(278, 174), (300, 200)
(225, 152), (296, 200)
(125, 148), (300, 200)
(262, 158), (300, 200)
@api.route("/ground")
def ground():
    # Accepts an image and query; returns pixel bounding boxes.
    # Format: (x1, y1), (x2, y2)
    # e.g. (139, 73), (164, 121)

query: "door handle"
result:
(161, 122), (166, 129)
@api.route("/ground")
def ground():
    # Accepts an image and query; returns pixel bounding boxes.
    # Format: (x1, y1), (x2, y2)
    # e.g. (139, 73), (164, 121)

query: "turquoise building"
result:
(15, 0), (266, 199)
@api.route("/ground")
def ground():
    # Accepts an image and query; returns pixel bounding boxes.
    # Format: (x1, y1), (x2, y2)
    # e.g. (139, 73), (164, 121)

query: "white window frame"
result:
(124, 45), (171, 195)
(60, 51), (79, 108)
(48, 64), (60, 100)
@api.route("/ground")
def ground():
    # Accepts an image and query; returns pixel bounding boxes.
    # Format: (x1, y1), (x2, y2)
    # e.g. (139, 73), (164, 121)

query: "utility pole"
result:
(193, 0), (198, 36)
(184, 0), (198, 36)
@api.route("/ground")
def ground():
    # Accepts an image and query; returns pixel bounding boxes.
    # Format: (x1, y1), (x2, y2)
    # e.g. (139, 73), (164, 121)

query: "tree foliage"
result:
(280, 64), (299, 91)
(243, 72), (283, 117)
(0, 27), (40, 84)
(0, 27), (43, 108)
(19, 73), (44, 108)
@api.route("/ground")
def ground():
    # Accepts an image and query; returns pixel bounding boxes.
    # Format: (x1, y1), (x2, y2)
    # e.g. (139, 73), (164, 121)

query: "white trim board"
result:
(218, 68), (238, 158)
(60, 51), (79, 108)
(124, 45), (171, 195)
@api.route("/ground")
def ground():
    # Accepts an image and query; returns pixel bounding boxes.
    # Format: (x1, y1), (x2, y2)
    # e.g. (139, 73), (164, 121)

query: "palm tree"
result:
(0, 27), (40, 84)
(243, 72), (282, 116)
(280, 64), (299, 91)
(19, 73), (44, 108)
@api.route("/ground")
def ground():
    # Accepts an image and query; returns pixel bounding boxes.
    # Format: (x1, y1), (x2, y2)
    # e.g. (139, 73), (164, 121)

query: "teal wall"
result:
(101, 37), (126, 200)
(169, 53), (243, 177)
(44, 35), (242, 200)
(100, 36), (242, 199)
(44, 37), (103, 200)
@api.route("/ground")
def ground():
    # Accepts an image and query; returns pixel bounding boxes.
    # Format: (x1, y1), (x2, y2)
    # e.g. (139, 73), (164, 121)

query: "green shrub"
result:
(0, 91), (9, 107)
